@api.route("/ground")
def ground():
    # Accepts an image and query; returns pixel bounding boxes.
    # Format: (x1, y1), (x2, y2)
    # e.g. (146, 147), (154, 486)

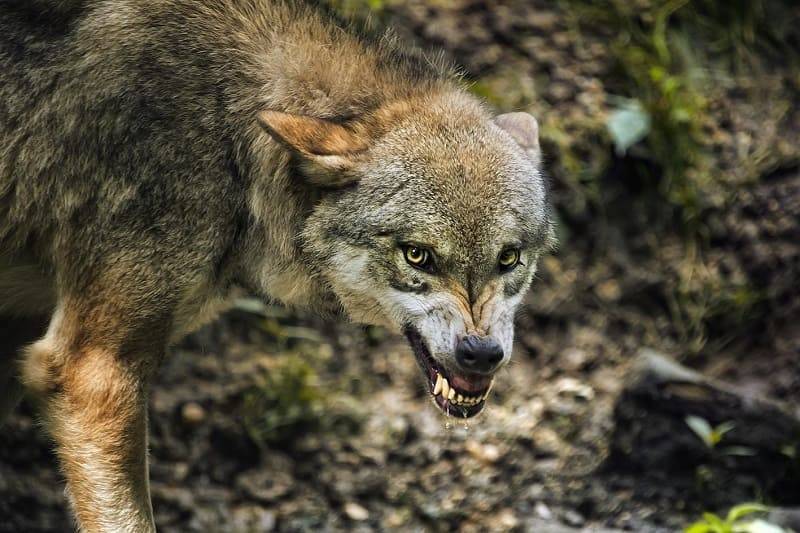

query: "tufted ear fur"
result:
(257, 110), (370, 187)
(494, 112), (540, 165)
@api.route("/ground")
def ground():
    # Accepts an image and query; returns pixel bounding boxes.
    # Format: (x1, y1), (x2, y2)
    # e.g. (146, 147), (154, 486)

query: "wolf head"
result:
(258, 92), (554, 418)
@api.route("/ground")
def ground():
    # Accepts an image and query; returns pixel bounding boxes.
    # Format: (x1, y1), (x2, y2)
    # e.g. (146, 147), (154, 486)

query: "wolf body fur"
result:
(0, 1), (553, 530)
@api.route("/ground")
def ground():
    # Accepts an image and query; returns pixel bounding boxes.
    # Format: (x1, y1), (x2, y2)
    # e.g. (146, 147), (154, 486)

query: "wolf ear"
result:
(257, 110), (369, 186)
(495, 112), (540, 164)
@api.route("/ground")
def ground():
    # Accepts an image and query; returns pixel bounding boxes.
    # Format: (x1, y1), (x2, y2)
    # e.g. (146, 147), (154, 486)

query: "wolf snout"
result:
(455, 334), (504, 375)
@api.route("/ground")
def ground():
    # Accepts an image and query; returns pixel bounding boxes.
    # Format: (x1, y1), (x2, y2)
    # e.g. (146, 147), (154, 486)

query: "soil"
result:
(1, 1), (799, 532)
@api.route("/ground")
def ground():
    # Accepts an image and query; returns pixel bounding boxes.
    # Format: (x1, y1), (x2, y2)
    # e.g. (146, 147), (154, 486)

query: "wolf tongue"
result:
(449, 373), (491, 393)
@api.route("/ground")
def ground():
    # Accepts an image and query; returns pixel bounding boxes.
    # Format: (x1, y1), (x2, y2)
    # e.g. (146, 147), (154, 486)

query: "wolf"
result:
(0, 0), (554, 530)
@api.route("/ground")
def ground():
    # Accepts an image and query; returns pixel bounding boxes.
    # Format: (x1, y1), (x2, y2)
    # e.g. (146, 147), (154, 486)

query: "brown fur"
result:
(0, 1), (553, 530)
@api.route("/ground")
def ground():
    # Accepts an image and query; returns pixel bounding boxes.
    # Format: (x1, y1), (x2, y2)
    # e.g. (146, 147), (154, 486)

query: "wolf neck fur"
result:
(218, 1), (458, 310)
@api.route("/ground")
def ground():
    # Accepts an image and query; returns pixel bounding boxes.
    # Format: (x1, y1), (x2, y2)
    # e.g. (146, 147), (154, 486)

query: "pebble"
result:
(497, 509), (519, 529)
(535, 501), (553, 520)
(563, 509), (585, 527)
(181, 402), (206, 424)
(465, 440), (502, 463)
(344, 502), (369, 521)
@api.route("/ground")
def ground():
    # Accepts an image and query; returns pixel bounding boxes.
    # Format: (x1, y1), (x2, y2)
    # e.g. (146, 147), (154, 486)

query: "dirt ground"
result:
(1, 1), (799, 532)
(0, 307), (683, 533)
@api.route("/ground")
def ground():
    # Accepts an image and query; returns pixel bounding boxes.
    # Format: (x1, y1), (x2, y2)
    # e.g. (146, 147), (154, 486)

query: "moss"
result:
(242, 356), (326, 446)
(325, 0), (386, 19)
(240, 345), (363, 447)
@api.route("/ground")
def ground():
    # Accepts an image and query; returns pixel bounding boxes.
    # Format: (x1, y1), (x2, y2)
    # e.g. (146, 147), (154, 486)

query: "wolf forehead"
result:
(333, 119), (552, 254)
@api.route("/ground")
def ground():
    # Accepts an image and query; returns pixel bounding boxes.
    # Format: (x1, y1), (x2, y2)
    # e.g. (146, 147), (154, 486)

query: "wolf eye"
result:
(403, 245), (433, 271)
(498, 248), (521, 271)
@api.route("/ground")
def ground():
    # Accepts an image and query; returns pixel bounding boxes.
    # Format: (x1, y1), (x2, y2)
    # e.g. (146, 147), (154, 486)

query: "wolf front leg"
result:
(22, 303), (161, 533)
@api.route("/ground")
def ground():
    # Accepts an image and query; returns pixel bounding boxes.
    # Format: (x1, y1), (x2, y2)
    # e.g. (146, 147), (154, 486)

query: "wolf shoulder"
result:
(0, 2), (248, 266)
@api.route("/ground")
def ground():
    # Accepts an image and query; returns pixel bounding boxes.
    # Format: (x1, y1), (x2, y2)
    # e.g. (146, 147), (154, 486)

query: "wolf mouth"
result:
(404, 327), (493, 418)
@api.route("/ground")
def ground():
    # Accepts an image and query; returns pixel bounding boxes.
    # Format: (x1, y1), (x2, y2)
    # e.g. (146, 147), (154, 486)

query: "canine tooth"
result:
(441, 378), (450, 400)
(483, 380), (494, 400)
(433, 374), (443, 395)
(448, 388), (456, 401)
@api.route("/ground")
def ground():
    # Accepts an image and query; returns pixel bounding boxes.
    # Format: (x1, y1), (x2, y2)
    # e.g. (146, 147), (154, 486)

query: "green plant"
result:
(326, 0), (386, 18)
(685, 503), (787, 533)
(564, 0), (790, 353)
(686, 416), (735, 449)
(240, 349), (364, 447)
(685, 415), (755, 456)
(242, 357), (326, 446)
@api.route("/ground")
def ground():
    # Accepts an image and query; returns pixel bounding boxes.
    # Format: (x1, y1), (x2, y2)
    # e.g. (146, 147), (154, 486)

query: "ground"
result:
(1, 1), (799, 532)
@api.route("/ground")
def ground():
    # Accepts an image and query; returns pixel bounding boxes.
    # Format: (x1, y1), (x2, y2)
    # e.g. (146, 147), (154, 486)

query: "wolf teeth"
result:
(433, 374), (443, 395)
(431, 372), (492, 406)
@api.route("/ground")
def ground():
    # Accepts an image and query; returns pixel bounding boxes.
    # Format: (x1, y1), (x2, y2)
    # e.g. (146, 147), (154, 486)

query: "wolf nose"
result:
(455, 335), (504, 374)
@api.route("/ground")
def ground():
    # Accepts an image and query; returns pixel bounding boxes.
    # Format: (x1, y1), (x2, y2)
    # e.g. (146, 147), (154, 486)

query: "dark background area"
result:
(2, 1), (799, 531)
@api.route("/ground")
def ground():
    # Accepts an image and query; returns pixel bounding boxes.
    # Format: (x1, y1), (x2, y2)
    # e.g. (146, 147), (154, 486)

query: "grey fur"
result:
(0, 1), (554, 529)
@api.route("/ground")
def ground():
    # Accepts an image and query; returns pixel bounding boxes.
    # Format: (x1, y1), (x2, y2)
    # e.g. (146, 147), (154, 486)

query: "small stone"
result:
(231, 505), (276, 532)
(181, 402), (206, 424)
(344, 502), (369, 521)
(594, 279), (621, 302)
(384, 508), (410, 528)
(465, 440), (502, 463)
(563, 509), (585, 527)
(497, 509), (519, 529)
(236, 468), (292, 502)
(534, 501), (552, 520)
(561, 347), (589, 371)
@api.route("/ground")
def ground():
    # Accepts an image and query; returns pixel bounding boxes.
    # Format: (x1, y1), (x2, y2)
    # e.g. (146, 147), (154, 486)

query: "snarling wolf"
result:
(0, 0), (554, 530)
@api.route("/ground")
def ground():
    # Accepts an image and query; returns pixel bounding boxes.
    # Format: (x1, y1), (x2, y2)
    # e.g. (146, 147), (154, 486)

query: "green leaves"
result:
(684, 503), (786, 533)
(242, 357), (326, 446)
(727, 504), (769, 523)
(684, 416), (757, 457)
(685, 416), (735, 449)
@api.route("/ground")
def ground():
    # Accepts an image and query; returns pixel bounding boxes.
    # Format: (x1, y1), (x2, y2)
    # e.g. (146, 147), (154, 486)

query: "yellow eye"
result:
(498, 248), (520, 270)
(403, 245), (431, 269)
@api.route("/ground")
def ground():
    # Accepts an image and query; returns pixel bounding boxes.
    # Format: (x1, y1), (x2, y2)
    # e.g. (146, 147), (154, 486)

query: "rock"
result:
(560, 347), (590, 371)
(562, 509), (585, 527)
(236, 467), (292, 503)
(534, 501), (553, 520)
(465, 440), (503, 463)
(344, 502), (369, 521)
(181, 402), (206, 425)
(768, 508), (800, 531)
(231, 505), (276, 532)
(609, 350), (800, 504)
(496, 508), (519, 529)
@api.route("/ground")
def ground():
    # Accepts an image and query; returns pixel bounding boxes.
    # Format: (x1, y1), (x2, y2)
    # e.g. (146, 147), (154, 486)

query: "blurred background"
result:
(1, 1), (799, 531)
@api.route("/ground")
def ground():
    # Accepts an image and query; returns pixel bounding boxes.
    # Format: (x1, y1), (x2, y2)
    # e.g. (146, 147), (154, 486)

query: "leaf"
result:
(780, 444), (796, 459)
(727, 503), (769, 523)
(721, 446), (757, 457)
(710, 421), (736, 446)
(686, 522), (713, 533)
(686, 415), (715, 448)
(716, 421), (737, 437)
(701, 512), (728, 532)
(606, 99), (651, 156)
